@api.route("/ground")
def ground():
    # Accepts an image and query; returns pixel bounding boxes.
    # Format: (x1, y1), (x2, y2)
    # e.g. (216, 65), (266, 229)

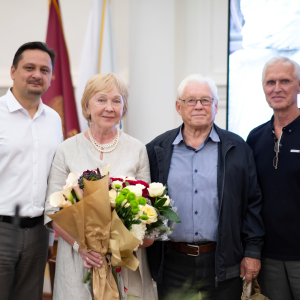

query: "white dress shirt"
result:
(0, 89), (63, 244)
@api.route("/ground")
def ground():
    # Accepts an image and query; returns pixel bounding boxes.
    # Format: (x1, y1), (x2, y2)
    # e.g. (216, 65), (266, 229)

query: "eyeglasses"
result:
(273, 141), (280, 169)
(179, 97), (214, 106)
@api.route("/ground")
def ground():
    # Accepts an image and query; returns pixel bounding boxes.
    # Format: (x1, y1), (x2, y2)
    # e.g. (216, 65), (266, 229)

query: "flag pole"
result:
(98, 0), (107, 73)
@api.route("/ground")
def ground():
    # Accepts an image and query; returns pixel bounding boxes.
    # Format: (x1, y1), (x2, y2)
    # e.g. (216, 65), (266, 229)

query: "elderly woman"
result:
(44, 73), (157, 300)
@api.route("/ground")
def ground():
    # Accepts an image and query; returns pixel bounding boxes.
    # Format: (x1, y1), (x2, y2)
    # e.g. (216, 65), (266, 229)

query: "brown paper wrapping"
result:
(109, 209), (141, 270)
(48, 176), (140, 300)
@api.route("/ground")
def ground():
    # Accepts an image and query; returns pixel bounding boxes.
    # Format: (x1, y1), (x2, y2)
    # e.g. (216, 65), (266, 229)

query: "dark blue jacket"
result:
(146, 124), (264, 284)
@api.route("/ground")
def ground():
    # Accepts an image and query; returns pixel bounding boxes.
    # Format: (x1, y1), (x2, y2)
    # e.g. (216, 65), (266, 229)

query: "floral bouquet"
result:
(109, 177), (181, 243)
(48, 168), (181, 299)
(48, 166), (140, 300)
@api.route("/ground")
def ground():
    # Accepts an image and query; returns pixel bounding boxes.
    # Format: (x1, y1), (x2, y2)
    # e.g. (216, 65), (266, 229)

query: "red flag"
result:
(43, 0), (80, 139)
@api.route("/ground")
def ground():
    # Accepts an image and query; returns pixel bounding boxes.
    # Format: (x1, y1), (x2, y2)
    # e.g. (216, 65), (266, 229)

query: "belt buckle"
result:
(187, 244), (200, 256)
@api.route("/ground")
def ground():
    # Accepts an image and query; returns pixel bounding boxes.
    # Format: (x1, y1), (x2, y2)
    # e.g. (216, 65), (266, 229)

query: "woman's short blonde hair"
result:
(81, 73), (129, 121)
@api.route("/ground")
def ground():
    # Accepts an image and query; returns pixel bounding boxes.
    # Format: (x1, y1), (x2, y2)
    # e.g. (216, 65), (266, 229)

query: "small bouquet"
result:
(109, 177), (181, 243)
(49, 168), (104, 207)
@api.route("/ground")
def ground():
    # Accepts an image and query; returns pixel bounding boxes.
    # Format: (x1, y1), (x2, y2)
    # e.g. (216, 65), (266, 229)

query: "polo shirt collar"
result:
(270, 111), (300, 133)
(172, 123), (220, 145)
(5, 88), (46, 116)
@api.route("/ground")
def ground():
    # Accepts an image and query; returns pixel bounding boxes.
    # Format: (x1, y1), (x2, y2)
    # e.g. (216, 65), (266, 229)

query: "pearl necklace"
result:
(88, 127), (120, 153)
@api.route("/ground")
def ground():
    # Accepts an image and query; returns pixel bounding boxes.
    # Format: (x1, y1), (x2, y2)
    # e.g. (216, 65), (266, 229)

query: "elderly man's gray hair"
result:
(177, 74), (219, 103)
(262, 56), (300, 81)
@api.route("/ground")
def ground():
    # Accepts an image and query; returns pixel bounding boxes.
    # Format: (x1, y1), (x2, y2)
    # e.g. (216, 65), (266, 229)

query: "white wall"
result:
(0, 0), (228, 144)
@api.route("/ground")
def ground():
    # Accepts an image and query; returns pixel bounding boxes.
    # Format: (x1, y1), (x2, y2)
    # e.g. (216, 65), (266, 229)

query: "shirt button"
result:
(195, 169), (198, 173)
(195, 211), (198, 215)
(195, 232), (198, 236)
(34, 161), (36, 164)
(34, 182), (37, 185)
(195, 190), (198, 194)
(289, 129), (292, 132)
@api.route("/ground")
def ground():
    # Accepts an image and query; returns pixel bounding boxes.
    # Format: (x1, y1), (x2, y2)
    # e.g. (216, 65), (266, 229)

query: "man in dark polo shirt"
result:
(247, 56), (300, 300)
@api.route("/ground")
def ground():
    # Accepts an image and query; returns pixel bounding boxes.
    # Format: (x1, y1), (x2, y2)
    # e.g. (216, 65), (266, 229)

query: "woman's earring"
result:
(87, 116), (91, 127)
(119, 120), (122, 130)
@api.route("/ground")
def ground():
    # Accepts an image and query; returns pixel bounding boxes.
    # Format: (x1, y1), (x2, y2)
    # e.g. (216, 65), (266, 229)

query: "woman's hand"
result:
(51, 221), (104, 269)
(79, 249), (103, 269)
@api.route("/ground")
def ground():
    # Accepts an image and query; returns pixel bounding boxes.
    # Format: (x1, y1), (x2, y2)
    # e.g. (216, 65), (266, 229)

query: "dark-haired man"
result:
(0, 42), (63, 300)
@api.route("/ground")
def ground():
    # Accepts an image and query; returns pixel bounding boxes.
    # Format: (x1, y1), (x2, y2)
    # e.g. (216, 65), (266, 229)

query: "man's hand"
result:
(139, 237), (154, 249)
(47, 246), (54, 262)
(240, 257), (261, 283)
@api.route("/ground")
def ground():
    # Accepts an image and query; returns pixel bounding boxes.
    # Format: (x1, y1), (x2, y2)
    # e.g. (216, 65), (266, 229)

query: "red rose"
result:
(110, 177), (124, 182)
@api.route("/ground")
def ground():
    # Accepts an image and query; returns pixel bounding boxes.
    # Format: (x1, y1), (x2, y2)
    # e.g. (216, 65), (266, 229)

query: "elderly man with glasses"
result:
(247, 57), (300, 300)
(146, 74), (264, 300)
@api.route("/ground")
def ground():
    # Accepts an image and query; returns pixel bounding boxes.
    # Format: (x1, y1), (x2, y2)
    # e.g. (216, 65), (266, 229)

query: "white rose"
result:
(109, 189), (117, 207)
(163, 195), (171, 206)
(136, 184), (147, 190)
(111, 180), (123, 190)
(126, 177), (136, 181)
(49, 189), (73, 208)
(130, 223), (147, 251)
(63, 172), (80, 189)
(100, 164), (111, 176)
(126, 185), (143, 198)
(147, 182), (165, 197)
(139, 204), (158, 224)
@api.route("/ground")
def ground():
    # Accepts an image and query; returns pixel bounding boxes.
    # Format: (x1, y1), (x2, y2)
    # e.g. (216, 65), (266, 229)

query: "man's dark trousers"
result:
(157, 246), (243, 300)
(0, 217), (49, 300)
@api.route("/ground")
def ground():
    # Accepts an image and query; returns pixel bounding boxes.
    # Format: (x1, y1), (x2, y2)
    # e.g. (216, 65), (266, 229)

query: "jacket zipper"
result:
(215, 145), (233, 287)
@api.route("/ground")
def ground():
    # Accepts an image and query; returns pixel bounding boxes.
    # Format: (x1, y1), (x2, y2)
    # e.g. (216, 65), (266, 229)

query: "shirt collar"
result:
(5, 88), (46, 116)
(172, 123), (220, 145)
(270, 111), (300, 133)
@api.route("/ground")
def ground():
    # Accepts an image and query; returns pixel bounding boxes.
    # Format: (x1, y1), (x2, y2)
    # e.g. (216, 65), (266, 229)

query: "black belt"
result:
(0, 215), (43, 228)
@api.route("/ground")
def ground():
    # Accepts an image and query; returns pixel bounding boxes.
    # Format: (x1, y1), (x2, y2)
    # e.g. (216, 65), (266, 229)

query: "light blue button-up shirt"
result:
(168, 124), (220, 243)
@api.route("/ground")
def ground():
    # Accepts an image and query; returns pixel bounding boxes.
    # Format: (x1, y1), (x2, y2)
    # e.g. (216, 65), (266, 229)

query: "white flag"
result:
(75, 0), (116, 132)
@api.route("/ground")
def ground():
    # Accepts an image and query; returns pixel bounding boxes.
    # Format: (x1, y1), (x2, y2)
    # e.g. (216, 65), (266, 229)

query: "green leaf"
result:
(160, 209), (181, 223)
(71, 189), (78, 201)
(132, 219), (142, 225)
(125, 181), (130, 186)
(154, 198), (167, 208)
(159, 205), (172, 211)
(146, 219), (164, 232)
(162, 189), (168, 196)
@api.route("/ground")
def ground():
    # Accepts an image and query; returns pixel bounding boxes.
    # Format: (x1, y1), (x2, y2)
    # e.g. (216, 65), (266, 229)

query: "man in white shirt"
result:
(0, 42), (63, 300)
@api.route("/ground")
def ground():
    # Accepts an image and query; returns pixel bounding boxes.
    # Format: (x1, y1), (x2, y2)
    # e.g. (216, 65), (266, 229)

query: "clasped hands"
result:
(78, 237), (154, 269)
(79, 248), (103, 269)
(240, 257), (261, 283)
